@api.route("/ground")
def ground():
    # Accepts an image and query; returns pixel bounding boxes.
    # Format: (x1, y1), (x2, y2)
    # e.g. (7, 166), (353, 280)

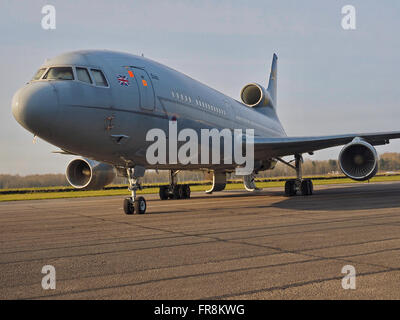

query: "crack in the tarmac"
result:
(20, 257), (329, 299)
(2, 182), (400, 299)
(2, 200), (398, 243)
(4, 239), (398, 291)
(22, 259), (397, 300)
(2, 207), (400, 266)
(2, 217), (399, 265)
(204, 268), (400, 300)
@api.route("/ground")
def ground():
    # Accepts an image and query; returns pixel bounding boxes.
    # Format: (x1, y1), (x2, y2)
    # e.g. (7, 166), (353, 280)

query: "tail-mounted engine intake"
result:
(338, 138), (378, 181)
(240, 83), (272, 108)
(66, 158), (116, 190)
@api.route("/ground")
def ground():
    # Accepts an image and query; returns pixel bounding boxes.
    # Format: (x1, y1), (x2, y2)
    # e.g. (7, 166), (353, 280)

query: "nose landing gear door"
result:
(127, 67), (155, 111)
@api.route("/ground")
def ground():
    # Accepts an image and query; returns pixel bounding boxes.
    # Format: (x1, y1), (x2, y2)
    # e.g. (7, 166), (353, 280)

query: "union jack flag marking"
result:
(117, 75), (129, 86)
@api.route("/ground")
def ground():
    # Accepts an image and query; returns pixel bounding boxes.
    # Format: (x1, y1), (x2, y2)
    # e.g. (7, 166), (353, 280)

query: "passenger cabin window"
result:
(91, 69), (108, 87)
(43, 67), (74, 80)
(32, 68), (46, 80)
(76, 67), (92, 84)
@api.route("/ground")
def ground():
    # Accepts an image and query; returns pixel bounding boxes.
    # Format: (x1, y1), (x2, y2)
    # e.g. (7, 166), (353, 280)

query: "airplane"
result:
(12, 50), (400, 215)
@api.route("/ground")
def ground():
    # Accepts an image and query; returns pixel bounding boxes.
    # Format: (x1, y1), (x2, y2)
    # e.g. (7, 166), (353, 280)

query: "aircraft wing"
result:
(253, 131), (400, 159)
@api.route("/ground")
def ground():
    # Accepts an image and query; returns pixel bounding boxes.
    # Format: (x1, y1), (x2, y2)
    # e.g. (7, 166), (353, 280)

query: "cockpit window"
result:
(90, 69), (108, 87)
(43, 67), (74, 80)
(32, 68), (46, 80)
(76, 67), (92, 84)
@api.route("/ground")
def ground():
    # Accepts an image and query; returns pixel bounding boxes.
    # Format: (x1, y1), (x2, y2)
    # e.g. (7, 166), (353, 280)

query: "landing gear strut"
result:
(278, 154), (313, 197)
(123, 166), (147, 215)
(159, 170), (191, 200)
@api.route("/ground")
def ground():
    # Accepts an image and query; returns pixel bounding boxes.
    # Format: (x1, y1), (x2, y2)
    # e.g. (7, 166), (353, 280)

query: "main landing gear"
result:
(123, 166), (147, 215)
(159, 170), (191, 200)
(278, 154), (313, 197)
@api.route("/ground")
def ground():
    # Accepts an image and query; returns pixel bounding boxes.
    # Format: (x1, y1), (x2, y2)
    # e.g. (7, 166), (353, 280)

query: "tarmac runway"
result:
(1, 181), (400, 299)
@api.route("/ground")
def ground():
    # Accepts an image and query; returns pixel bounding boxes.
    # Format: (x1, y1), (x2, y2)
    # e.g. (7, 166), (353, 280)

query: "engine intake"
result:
(240, 83), (271, 108)
(66, 158), (116, 190)
(339, 139), (378, 181)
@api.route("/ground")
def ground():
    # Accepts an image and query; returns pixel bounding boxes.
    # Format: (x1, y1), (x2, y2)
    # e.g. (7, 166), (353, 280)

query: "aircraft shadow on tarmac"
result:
(269, 183), (399, 211)
(182, 182), (400, 212)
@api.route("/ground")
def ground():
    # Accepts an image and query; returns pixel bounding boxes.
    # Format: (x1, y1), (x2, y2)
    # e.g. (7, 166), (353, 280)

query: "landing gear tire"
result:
(123, 198), (134, 215)
(178, 185), (185, 199)
(301, 179), (313, 196)
(123, 197), (147, 215)
(134, 196), (147, 214)
(159, 186), (169, 200)
(284, 180), (297, 197)
(182, 185), (191, 199)
(159, 184), (191, 200)
(173, 185), (184, 199)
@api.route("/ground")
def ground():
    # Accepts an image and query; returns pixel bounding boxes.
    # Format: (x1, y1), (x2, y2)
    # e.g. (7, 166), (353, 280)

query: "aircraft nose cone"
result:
(12, 82), (59, 138)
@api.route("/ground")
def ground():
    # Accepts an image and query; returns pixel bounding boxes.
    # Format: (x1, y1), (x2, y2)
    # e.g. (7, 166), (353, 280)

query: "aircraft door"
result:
(128, 67), (155, 111)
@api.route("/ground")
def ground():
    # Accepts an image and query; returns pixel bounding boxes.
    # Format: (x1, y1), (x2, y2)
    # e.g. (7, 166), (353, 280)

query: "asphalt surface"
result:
(1, 181), (400, 299)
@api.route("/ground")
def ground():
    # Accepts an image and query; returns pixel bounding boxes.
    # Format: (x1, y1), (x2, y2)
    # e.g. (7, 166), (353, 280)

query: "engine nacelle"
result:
(254, 159), (277, 172)
(66, 158), (116, 190)
(339, 138), (378, 181)
(240, 83), (272, 108)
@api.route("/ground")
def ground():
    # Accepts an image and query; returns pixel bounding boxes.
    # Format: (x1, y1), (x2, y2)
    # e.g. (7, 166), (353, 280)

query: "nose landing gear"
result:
(123, 166), (147, 215)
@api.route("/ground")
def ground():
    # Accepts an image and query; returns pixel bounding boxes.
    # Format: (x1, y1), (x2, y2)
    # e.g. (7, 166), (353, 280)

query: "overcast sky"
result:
(1, 0), (399, 175)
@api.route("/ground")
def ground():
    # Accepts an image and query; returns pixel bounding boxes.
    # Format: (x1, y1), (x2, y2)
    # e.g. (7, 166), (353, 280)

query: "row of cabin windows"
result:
(171, 91), (191, 103)
(171, 91), (226, 116)
(32, 66), (108, 87)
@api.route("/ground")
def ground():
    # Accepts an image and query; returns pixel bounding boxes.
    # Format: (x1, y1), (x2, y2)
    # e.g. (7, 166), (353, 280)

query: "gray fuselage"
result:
(12, 50), (286, 170)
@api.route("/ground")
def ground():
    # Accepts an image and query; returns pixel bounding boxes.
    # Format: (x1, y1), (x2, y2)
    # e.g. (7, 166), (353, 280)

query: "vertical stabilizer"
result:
(267, 53), (278, 107)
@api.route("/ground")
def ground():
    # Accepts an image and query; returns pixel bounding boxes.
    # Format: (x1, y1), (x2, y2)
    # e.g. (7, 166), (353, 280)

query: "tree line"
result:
(1, 152), (399, 189)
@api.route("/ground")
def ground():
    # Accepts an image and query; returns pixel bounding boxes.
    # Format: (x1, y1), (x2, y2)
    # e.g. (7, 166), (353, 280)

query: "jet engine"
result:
(66, 158), (116, 190)
(254, 159), (277, 172)
(338, 138), (378, 181)
(240, 83), (272, 108)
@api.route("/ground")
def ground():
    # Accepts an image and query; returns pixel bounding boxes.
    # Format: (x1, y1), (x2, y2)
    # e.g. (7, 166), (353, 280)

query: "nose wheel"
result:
(123, 196), (146, 215)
